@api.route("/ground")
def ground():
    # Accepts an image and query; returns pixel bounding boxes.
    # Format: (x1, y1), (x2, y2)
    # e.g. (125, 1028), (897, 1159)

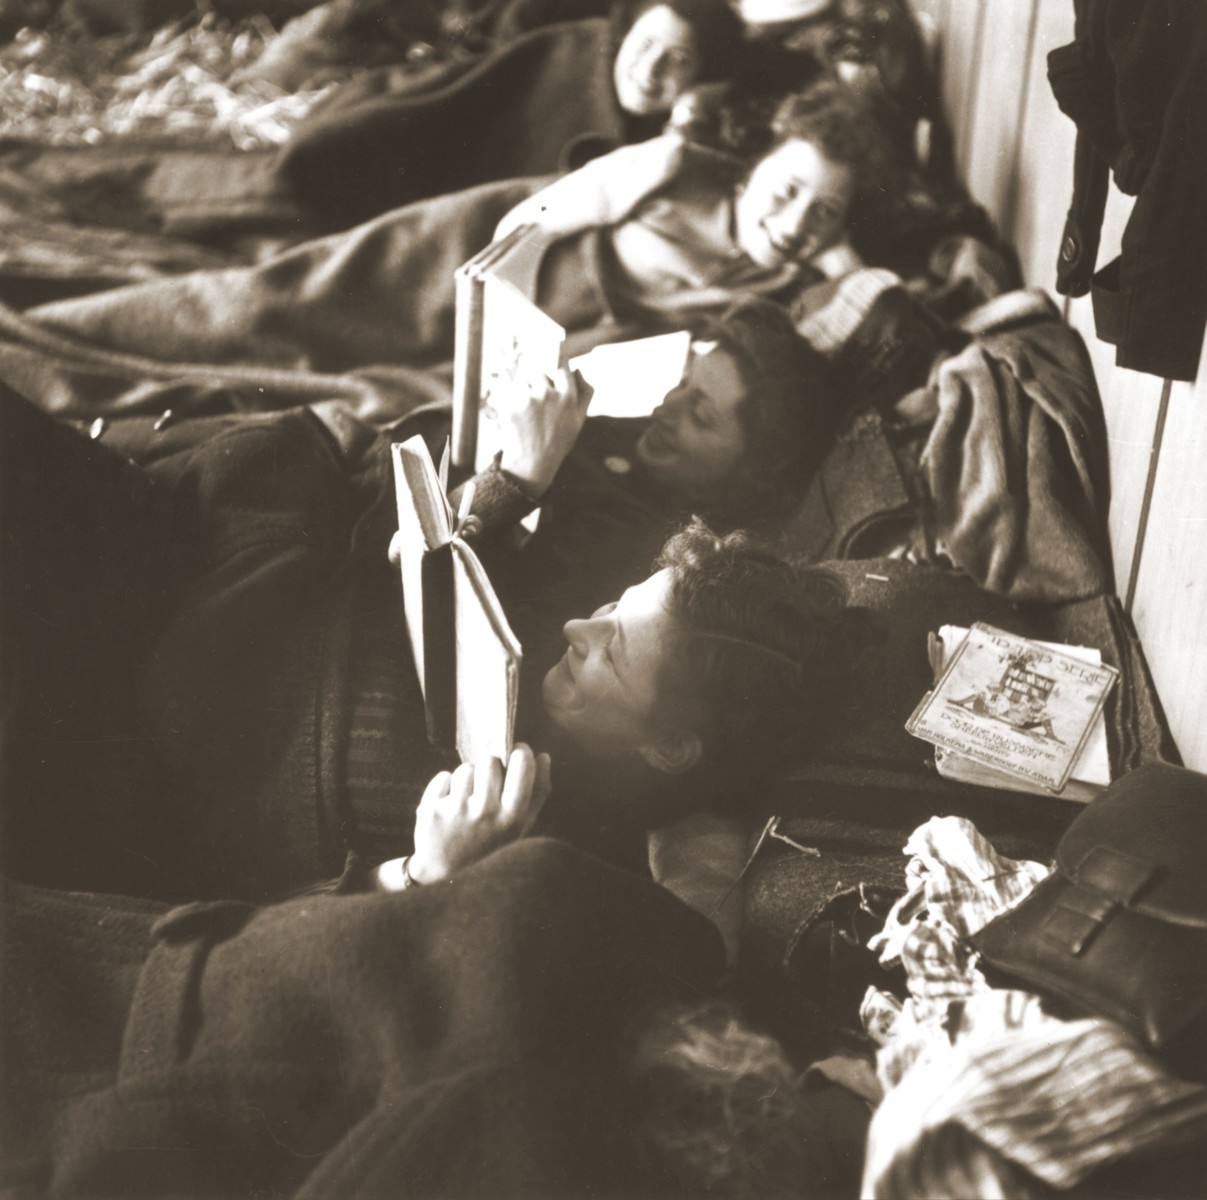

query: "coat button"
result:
(1061, 235), (1079, 262)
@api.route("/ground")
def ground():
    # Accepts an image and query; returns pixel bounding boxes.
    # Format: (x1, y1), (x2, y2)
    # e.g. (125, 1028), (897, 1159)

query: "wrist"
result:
(405, 853), (446, 886)
(814, 242), (863, 279)
(375, 853), (434, 891)
(505, 462), (552, 496)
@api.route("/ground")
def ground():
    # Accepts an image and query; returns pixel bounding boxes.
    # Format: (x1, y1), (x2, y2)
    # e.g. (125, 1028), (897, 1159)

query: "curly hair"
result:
(691, 296), (842, 526)
(774, 80), (897, 179)
(654, 519), (879, 790)
(610, 0), (745, 84)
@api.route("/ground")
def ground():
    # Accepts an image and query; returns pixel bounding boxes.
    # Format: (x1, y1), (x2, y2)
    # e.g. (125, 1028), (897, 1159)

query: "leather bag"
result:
(971, 762), (1207, 1080)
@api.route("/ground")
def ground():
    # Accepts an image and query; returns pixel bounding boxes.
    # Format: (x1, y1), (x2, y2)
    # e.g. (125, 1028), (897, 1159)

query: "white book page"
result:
(452, 539), (521, 767)
(570, 330), (691, 418)
(391, 438), (452, 698)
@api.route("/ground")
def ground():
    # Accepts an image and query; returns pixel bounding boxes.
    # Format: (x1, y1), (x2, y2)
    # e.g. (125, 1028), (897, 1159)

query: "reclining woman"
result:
(404, 295), (840, 666)
(274, 0), (747, 231)
(7, 82), (896, 423)
(1, 297), (853, 904)
(2, 752), (872, 1200)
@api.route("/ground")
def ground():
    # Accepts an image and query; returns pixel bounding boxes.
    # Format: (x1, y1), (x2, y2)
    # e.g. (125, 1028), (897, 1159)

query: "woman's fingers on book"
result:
(419, 769), (453, 808)
(501, 744), (545, 831)
(469, 756), (505, 819)
(569, 370), (593, 409)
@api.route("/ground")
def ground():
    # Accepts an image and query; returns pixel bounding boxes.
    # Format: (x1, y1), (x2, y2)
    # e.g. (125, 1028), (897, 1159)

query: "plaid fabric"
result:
(861, 816), (1207, 1198)
(867, 816), (1048, 1030)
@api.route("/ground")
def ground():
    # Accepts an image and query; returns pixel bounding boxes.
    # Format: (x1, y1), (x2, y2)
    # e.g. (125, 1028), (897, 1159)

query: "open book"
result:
(906, 623), (1118, 799)
(391, 435), (521, 766)
(451, 225), (691, 471)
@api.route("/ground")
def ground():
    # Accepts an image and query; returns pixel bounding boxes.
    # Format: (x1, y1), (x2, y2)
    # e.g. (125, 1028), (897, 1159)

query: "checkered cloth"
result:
(860, 816), (1207, 1198)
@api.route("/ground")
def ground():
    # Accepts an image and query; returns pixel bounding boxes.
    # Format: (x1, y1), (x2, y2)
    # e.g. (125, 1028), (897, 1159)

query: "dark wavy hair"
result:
(773, 80), (898, 181)
(689, 296), (842, 526)
(610, 0), (745, 84)
(655, 519), (878, 789)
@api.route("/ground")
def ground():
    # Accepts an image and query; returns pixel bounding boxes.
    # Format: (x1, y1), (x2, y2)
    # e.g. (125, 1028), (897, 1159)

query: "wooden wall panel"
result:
(1085, 338), (1164, 603)
(1062, 191), (1158, 596)
(933, 0), (984, 176)
(913, 0), (1206, 769)
(1129, 344), (1207, 768)
(961, 0), (1037, 230)
(1011, 0), (1076, 294)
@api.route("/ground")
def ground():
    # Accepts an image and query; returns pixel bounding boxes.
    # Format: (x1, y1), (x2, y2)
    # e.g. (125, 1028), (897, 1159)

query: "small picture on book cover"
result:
(475, 272), (565, 473)
(906, 622), (1119, 793)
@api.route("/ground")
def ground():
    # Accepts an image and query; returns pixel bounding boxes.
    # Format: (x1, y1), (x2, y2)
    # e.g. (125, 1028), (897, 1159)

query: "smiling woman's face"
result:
(734, 137), (856, 269)
(634, 341), (748, 496)
(542, 571), (684, 759)
(613, 4), (701, 116)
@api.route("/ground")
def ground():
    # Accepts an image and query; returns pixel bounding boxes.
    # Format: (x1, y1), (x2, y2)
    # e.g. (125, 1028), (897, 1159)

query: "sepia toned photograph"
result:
(1, 0), (1205, 1196)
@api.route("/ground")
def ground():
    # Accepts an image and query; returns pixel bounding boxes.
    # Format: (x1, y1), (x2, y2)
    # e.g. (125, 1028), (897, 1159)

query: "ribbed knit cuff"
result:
(450, 459), (540, 539)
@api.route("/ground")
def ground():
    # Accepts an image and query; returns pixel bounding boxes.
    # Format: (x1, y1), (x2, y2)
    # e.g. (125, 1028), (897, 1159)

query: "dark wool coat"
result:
(1048, 0), (1207, 382)
(0, 390), (684, 901)
(0, 838), (725, 1199)
(275, 17), (653, 232)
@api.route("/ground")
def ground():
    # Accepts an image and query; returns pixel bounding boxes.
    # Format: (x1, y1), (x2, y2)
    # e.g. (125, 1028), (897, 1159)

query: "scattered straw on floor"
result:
(0, 13), (336, 148)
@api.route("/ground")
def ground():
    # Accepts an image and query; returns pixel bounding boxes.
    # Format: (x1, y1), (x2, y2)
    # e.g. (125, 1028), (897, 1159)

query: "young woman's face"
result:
(635, 342), (747, 496)
(734, 137), (856, 269)
(613, 4), (702, 116)
(542, 571), (685, 758)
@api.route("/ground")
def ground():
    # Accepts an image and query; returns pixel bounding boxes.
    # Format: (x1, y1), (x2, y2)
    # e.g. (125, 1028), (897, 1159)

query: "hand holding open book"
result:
(452, 225), (691, 472)
(492, 368), (593, 496)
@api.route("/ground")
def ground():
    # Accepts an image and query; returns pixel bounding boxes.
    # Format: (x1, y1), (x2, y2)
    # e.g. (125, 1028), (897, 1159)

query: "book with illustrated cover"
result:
(925, 626), (1113, 802)
(451, 226), (692, 471)
(906, 622), (1118, 795)
(451, 224), (564, 472)
(391, 435), (521, 766)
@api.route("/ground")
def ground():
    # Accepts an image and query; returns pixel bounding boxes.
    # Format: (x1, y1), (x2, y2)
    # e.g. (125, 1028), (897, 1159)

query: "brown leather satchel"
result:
(971, 762), (1207, 1081)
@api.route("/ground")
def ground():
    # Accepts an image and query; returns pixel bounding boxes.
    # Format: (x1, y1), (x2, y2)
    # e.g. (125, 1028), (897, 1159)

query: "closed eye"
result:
(592, 601), (618, 619)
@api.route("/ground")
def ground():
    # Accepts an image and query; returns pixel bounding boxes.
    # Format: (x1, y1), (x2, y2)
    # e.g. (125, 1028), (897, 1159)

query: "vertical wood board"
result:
(1129, 348), (1207, 770)
(1011, 0), (1077, 295)
(1065, 294), (1162, 598)
(935, 0), (985, 178)
(962, 0), (1038, 231)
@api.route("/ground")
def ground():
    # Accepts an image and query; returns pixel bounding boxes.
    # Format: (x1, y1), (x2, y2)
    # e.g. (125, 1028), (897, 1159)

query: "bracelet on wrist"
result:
(400, 854), (423, 889)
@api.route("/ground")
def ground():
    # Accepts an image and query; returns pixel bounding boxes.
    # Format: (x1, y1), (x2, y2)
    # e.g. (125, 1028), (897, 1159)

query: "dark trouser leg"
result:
(1, 388), (177, 894)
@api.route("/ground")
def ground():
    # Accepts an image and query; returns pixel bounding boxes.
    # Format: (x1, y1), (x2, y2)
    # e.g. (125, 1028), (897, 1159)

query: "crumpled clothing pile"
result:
(0, 13), (335, 148)
(860, 815), (1207, 1199)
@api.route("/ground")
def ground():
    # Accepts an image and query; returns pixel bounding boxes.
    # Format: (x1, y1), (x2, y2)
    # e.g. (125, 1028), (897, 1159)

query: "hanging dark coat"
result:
(1048, 0), (1207, 382)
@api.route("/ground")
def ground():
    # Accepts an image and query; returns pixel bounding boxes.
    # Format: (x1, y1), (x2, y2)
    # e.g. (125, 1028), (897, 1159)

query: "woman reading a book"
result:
(406, 296), (843, 674)
(3, 384), (869, 905)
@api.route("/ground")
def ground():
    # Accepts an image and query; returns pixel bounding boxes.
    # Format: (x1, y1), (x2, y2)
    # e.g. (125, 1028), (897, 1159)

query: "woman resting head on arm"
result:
(494, 79), (899, 319)
(730, 78), (901, 274)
